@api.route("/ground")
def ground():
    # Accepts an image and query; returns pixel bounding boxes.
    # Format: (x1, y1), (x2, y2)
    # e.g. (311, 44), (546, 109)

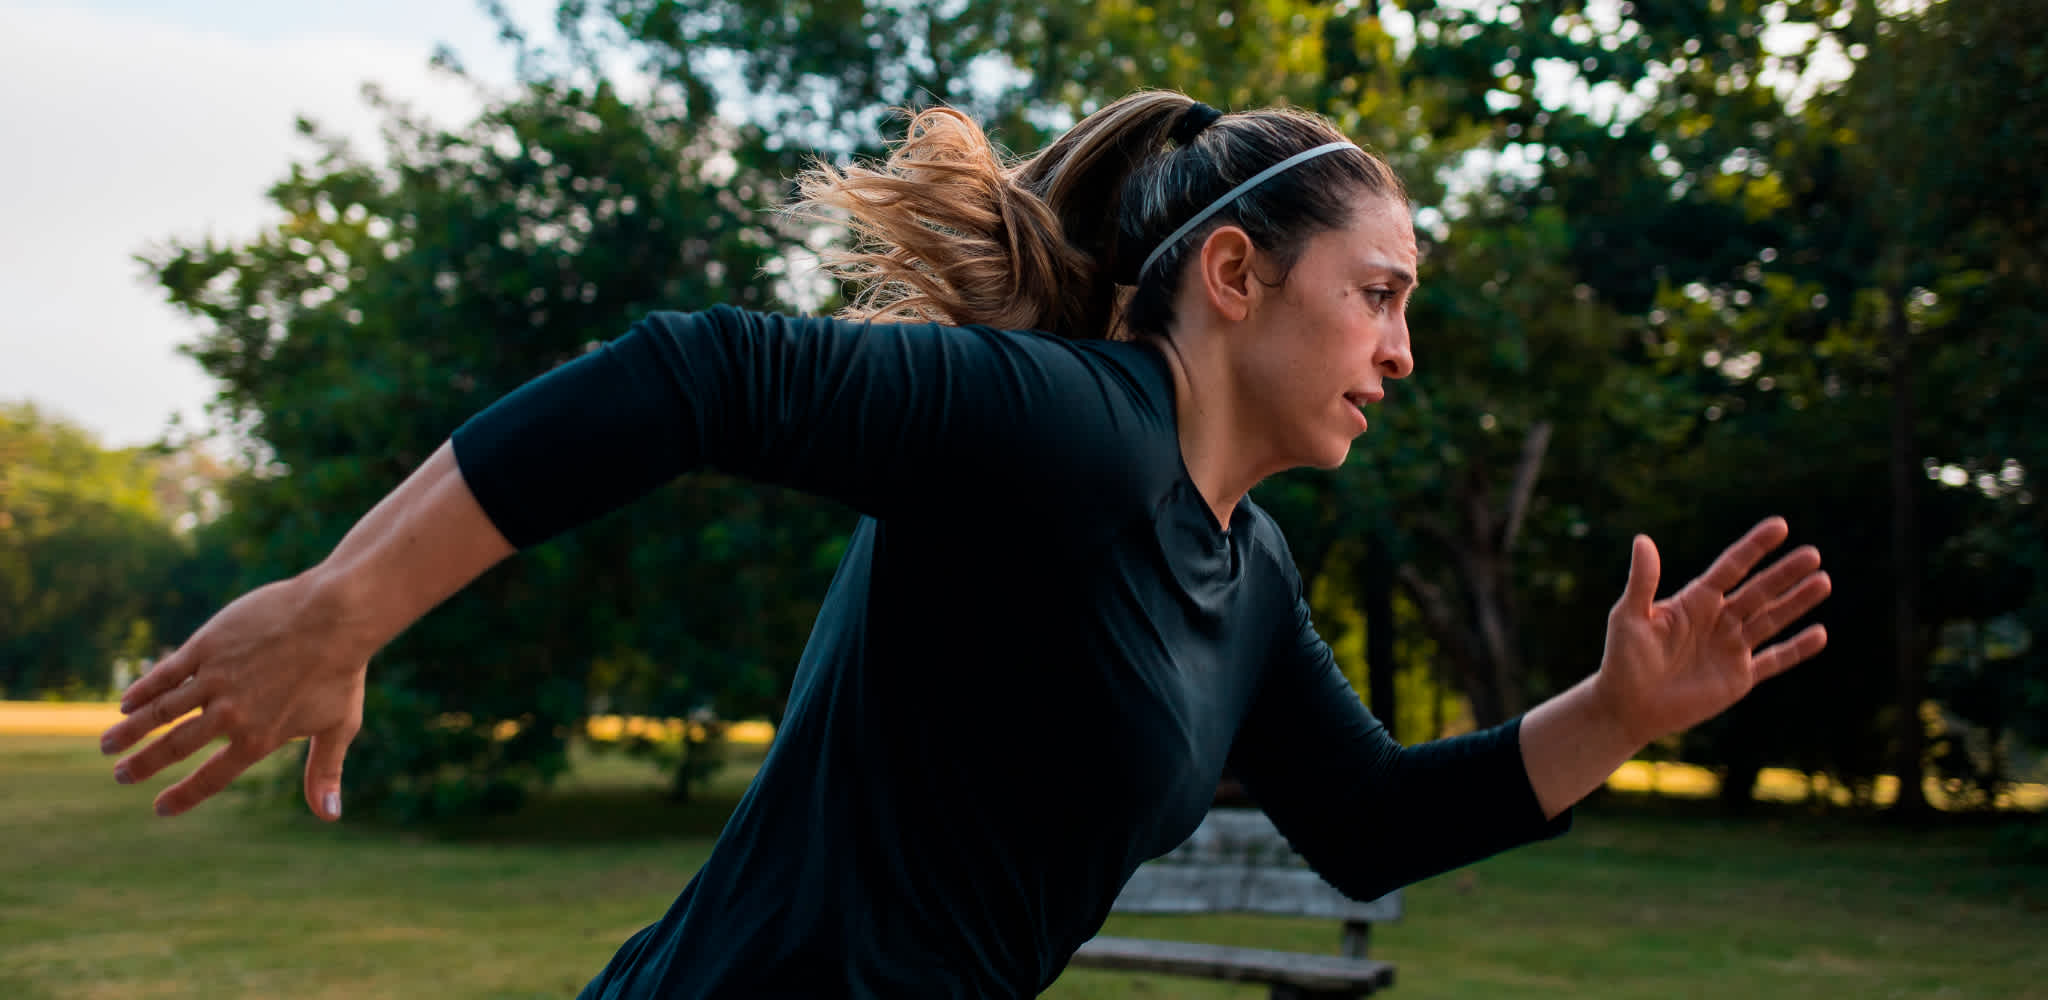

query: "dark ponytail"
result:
(793, 91), (1404, 341)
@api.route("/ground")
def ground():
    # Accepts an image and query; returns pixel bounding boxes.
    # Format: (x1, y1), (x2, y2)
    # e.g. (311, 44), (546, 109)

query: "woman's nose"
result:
(1378, 318), (1414, 380)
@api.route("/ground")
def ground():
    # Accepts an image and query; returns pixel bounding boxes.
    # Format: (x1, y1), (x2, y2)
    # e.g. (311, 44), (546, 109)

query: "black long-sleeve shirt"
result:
(449, 307), (1571, 999)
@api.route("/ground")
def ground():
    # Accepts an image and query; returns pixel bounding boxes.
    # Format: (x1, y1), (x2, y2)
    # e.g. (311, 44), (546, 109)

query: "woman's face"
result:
(1233, 195), (1417, 471)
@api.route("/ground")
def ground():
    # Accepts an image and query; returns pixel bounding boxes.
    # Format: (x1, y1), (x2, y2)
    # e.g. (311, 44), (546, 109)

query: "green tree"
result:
(184, 0), (2034, 823)
(145, 55), (848, 817)
(581, 0), (1733, 731)
(0, 403), (190, 697)
(1821, 0), (2048, 812)
(1641, 0), (2047, 810)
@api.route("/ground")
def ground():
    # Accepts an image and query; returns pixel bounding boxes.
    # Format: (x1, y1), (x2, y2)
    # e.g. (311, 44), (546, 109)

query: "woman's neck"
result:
(1147, 331), (1273, 533)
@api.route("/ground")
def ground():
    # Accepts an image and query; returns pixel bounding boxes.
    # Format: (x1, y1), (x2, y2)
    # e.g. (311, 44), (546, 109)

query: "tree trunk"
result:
(667, 760), (695, 804)
(1395, 563), (1496, 724)
(1362, 532), (1398, 737)
(1460, 542), (1527, 724)
(1396, 421), (1551, 729)
(1887, 280), (1931, 817)
(1718, 759), (1762, 814)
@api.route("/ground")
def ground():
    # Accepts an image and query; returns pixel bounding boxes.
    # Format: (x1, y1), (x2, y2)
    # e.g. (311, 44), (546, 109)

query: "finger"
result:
(1724, 545), (1822, 622)
(101, 674), (210, 756)
(114, 710), (222, 786)
(1697, 517), (1791, 595)
(1741, 571), (1833, 648)
(119, 641), (202, 714)
(1618, 535), (1662, 615)
(154, 741), (262, 818)
(303, 725), (357, 821)
(1752, 623), (1829, 682)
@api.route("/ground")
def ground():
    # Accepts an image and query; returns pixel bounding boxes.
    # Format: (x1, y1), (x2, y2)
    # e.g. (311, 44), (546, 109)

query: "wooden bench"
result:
(1070, 808), (1401, 999)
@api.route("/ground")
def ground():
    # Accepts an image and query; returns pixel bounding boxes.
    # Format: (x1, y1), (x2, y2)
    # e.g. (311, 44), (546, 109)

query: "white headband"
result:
(1138, 140), (1360, 280)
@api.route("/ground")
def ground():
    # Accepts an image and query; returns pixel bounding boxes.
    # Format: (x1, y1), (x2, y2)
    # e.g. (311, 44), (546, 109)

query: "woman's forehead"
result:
(1319, 201), (1417, 275)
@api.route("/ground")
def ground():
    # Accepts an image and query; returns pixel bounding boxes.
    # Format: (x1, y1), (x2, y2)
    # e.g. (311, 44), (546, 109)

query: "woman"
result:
(100, 92), (1830, 997)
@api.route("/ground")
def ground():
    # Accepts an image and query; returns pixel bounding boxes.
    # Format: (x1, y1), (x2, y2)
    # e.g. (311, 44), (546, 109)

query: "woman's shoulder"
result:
(980, 331), (1189, 520)
(709, 309), (1192, 521)
(635, 307), (1177, 426)
(1234, 498), (1309, 594)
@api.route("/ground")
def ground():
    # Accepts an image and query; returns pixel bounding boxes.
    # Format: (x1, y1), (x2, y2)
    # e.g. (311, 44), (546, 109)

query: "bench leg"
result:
(1268, 987), (1369, 1000)
(1340, 918), (1372, 958)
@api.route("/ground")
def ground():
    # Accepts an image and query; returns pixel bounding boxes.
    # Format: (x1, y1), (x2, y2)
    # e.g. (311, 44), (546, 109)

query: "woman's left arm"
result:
(1521, 517), (1831, 819)
(1228, 517), (1829, 902)
(1228, 604), (1564, 904)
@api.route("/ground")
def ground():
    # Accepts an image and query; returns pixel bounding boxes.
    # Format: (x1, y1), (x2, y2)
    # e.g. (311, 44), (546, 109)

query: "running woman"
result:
(100, 91), (1832, 998)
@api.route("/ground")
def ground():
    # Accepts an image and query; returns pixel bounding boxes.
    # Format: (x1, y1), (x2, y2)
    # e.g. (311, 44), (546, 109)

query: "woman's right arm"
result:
(300, 441), (517, 650)
(100, 443), (514, 820)
(104, 307), (1154, 820)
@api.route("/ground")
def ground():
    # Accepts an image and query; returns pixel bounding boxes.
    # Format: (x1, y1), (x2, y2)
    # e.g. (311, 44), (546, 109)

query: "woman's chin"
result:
(1278, 425), (1360, 472)
(1308, 439), (1354, 470)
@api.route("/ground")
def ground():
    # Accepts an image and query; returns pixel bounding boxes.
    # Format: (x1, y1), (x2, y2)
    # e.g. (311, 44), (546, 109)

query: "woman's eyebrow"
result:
(1360, 257), (1416, 289)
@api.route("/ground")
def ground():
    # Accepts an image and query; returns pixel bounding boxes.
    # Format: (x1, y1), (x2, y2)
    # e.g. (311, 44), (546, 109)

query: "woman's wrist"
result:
(295, 560), (393, 663)
(1521, 674), (1648, 819)
(1586, 664), (1658, 751)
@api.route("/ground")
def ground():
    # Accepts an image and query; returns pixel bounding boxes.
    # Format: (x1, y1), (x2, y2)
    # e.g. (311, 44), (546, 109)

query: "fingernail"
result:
(154, 801), (172, 818)
(324, 792), (341, 819)
(114, 766), (132, 785)
(100, 735), (115, 754)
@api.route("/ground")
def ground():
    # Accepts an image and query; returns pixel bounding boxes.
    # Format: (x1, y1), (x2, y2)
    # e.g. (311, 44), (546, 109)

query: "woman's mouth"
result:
(1343, 391), (1374, 432)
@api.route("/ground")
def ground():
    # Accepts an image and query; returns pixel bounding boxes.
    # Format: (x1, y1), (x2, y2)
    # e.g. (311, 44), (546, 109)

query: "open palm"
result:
(1599, 518), (1832, 747)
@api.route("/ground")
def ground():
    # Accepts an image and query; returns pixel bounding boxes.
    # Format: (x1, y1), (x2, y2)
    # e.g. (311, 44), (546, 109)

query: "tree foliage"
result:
(0, 403), (226, 698)
(131, 0), (2045, 819)
(583, 0), (2046, 795)
(145, 61), (849, 817)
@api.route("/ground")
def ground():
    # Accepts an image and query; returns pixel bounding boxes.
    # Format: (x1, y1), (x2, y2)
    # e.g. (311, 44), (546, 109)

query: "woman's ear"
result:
(1195, 225), (1257, 322)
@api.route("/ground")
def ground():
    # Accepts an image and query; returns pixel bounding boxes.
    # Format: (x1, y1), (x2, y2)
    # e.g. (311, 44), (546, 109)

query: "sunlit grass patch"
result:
(0, 701), (772, 747)
(1605, 759), (2048, 810)
(582, 714), (773, 745)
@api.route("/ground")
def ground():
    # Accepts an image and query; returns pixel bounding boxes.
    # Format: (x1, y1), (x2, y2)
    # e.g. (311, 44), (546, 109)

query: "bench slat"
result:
(1110, 809), (1403, 922)
(1113, 863), (1403, 921)
(1072, 936), (1394, 993)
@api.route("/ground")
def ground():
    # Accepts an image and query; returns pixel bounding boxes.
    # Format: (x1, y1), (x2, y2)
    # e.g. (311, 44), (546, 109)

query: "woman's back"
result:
(459, 308), (1305, 996)
(454, 308), (1557, 999)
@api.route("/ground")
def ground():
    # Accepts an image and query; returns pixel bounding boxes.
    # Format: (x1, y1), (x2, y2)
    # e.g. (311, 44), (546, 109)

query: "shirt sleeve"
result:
(448, 307), (1162, 549)
(1226, 588), (1572, 903)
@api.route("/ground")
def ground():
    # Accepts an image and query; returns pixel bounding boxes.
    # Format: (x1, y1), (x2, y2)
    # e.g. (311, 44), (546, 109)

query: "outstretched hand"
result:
(98, 572), (370, 820)
(1597, 517), (1832, 747)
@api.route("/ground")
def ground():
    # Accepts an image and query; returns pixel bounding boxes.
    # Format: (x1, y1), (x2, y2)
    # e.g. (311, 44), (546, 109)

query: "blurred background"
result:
(3, 0), (2044, 996)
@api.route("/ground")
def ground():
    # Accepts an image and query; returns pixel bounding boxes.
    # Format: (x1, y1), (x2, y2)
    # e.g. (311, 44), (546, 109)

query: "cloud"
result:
(0, 4), (488, 446)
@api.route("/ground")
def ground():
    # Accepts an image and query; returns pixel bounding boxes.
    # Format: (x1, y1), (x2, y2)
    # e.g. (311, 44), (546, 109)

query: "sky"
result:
(0, 0), (552, 447)
(1, 1), (1848, 450)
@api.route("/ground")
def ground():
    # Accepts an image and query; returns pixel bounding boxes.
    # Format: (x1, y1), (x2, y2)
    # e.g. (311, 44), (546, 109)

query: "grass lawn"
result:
(5, 730), (2045, 1000)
